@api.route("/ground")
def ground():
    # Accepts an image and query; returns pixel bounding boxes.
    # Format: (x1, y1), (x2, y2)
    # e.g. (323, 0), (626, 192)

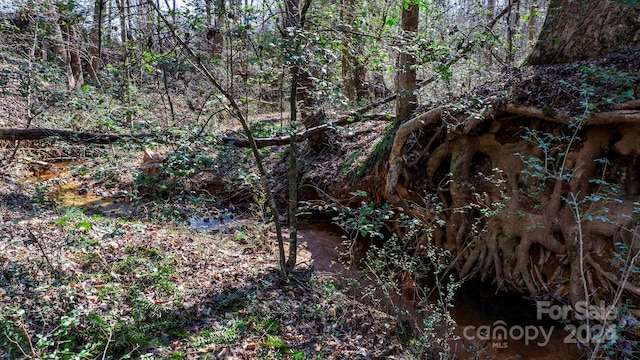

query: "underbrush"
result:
(0, 199), (413, 359)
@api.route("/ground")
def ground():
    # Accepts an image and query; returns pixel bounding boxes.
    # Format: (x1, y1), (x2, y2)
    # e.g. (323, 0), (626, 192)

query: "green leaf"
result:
(76, 221), (92, 230)
(265, 335), (287, 348)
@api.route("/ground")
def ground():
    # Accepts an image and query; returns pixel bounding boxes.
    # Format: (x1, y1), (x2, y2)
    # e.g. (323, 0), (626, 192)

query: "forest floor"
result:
(0, 43), (435, 357)
(0, 150), (429, 359)
(5, 46), (639, 360)
(0, 128), (584, 360)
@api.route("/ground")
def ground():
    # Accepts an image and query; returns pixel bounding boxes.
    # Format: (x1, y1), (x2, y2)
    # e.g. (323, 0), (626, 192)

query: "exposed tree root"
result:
(499, 105), (640, 125)
(614, 99), (640, 110)
(587, 256), (640, 298)
(384, 98), (640, 307)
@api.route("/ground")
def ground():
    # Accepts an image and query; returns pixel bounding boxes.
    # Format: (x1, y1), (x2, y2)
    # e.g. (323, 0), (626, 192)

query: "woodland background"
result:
(0, 0), (639, 359)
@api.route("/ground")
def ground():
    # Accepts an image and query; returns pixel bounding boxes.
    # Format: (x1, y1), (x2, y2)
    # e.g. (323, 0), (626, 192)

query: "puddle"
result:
(51, 182), (103, 208)
(26, 162), (103, 208)
(188, 213), (235, 232)
(450, 281), (582, 359)
(24, 161), (130, 213)
(296, 218), (349, 274)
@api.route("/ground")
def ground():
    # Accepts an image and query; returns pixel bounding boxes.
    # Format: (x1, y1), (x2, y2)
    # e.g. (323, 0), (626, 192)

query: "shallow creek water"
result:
(295, 219), (583, 360)
(27, 163), (582, 359)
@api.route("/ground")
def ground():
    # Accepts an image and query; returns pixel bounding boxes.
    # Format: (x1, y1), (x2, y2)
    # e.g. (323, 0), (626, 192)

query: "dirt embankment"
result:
(283, 47), (640, 308)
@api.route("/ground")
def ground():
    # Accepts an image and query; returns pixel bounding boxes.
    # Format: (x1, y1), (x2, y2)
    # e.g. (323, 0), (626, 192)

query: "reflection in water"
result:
(188, 213), (234, 231)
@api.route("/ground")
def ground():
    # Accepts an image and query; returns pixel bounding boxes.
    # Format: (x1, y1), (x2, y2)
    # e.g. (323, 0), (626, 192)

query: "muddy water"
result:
(25, 161), (130, 212)
(296, 219), (582, 360)
(296, 219), (350, 275)
(24, 162), (582, 359)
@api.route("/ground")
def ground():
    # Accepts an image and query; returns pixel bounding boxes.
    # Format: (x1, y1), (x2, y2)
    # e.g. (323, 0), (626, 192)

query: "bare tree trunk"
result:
(48, 6), (84, 89)
(118, 0), (132, 123)
(487, 0), (495, 17)
(89, 0), (105, 83)
(66, 24), (84, 88)
(341, 0), (366, 104)
(280, 0), (313, 271)
(297, 71), (326, 150)
(211, 0), (225, 58)
(204, 0), (212, 25)
(49, 19), (69, 69)
(505, 0), (515, 65)
(281, 0), (306, 272)
(395, 0), (418, 120)
(286, 66), (299, 272)
(528, 0), (538, 47)
(284, 0), (325, 151)
(526, 0), (640, 65)
(47, 6), (76, 89)
(127, 0), (142, 86)
(205, 0), (226, 60)
(108, 0), (114, 43)
(484, 0), (495, 66)
(512, 0), (521, 60)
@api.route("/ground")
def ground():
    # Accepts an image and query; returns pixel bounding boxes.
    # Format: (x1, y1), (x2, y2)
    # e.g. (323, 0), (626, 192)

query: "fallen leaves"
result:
(0, 179), (407, 360)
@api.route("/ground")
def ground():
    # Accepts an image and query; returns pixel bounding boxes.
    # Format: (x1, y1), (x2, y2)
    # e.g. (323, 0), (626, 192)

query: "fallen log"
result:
(0, 113), (392, 148)
(0, 58), (436, 148)
(0, 114), (392, 148)
(0, 128), (154, 144)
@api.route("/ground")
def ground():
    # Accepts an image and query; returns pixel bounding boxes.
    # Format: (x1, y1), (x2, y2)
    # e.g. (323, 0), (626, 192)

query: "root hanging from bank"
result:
(384, 98), (640, 305)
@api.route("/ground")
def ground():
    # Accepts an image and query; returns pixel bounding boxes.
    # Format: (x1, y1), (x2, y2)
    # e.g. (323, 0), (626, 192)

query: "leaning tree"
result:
(383, 0), (640, 314)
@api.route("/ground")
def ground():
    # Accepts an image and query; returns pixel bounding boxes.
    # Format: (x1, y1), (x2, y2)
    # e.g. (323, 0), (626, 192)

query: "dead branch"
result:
(221, 113), (394, 148)
(0, 128), (153, 144)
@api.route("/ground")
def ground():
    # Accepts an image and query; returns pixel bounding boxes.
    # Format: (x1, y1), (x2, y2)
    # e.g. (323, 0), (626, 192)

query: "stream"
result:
(294, 219), (583, 360)
(27, 162), (582, 359)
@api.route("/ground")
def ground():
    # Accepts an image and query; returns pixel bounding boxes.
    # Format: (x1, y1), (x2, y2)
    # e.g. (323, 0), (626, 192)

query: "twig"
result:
(102, 328), (113, 360)
(27, 229), (58, 278)
(3, 330), (29, 357)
